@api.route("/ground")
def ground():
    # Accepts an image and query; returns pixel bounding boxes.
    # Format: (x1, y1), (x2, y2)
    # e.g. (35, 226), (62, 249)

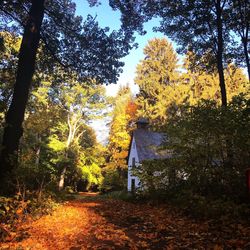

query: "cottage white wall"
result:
(127, 137), (140, 191)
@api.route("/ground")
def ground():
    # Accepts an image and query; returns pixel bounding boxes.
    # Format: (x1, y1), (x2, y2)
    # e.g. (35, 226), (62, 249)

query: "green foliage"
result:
(80, 161), (104, 190)
(135, 40), (248, 128)
(100, 190), (134, 202)
(135, 38), (180, 127)
(184, 51), (249, 105)
(100, 166), (126, 192)
(26, 79), (107, 192)
(48, 135), (67, 152)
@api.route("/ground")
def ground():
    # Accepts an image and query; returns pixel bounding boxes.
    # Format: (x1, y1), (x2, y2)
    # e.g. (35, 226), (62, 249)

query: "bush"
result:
(99, 166), (127, 193)
(0, 191), (59, 242)
(134, 95), (250, 202)
(101, 190), (135, 202)
(166, 190), (250, 221)
(64, 186), (75, 194)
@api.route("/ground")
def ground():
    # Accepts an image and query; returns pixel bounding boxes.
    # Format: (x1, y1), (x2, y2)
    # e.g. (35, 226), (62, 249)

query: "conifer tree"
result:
(135, 38), (180, 127)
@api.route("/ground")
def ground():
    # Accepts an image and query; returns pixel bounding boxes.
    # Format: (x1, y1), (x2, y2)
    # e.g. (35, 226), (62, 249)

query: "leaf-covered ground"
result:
(1, 193), (250, 249)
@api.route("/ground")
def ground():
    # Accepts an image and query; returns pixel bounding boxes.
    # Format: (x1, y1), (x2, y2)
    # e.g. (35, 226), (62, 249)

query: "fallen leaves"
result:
(0, 193), (249, 249)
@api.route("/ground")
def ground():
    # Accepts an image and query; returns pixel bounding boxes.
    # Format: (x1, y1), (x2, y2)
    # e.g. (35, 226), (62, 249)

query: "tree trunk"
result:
(236, 0), (250, 81)
(242, 37), (250, 81)
(216, 0), (227, 107)
(35, 134), (42, 166)
(58, 166), (67, 191)
(57, 115), (81, 192)
(0, 0), (45, 190)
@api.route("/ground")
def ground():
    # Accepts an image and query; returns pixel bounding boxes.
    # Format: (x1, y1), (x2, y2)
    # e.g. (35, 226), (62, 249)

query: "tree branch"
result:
(40, 33), (74, 69)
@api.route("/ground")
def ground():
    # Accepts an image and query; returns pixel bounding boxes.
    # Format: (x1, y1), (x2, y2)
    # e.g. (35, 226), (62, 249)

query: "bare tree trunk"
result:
(236, 0), (250, 81)
(216, 0), (227, 107)
(58, 113), (82, 191)
(35, 134), (41, 166)
(0, 0), (45, 192)
(58, 166), (67, 191)
(242, 37), (250, 80)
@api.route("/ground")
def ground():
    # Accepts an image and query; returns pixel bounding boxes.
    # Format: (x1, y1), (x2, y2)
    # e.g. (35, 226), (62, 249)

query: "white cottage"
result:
(127, 118), (169, 192)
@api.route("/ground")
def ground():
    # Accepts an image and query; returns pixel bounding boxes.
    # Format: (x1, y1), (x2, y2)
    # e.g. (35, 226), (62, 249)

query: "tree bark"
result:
(236, 0), (250, 81)
(242, 37), (250, 81)
(215, 0), (227, 107)
(35, 134), (41, 166)
(58, 166), (67, 191)
(57, 113), (82, 191)
(0, 0), (45, 190)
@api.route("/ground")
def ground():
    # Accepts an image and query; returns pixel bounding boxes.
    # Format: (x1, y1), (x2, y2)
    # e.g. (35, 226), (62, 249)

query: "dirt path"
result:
(1, 193), (250, 249)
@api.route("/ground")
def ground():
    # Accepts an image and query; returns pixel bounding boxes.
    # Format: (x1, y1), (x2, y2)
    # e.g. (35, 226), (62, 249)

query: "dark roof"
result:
(133, 128), (170, 162)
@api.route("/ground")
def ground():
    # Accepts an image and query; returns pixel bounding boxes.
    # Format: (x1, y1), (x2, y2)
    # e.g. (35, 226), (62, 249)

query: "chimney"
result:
(136, 117), (149, 129)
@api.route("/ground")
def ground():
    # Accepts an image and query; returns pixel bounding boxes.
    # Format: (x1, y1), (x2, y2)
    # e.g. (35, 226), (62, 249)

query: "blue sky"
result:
(74, 0), (167, 96)
(74, 0), (174, 143)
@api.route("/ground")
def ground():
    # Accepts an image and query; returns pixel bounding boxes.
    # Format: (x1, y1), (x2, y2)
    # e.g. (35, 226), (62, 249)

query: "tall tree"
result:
(108, 86), (133, 169)
(153, 0), (232, 106)
(47, 80), (107, 190)
(19, 77), (106, 192)
(0, 0), (135, 187)
(135, 38), (180, 127)
(102, 86), (136, 191)
(229, 0), (250, 79)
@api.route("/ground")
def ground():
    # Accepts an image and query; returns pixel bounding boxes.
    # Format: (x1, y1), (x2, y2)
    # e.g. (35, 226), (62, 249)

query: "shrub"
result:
(167, 190), (250, 221)
(134, 95), (250, 202)
(101, 190), (135, 202)
(99, 166), (127, 193)
(0, 191), (59, 242)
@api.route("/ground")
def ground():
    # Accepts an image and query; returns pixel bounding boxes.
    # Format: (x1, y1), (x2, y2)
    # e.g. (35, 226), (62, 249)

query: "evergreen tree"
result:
(135, 38), (180, 127)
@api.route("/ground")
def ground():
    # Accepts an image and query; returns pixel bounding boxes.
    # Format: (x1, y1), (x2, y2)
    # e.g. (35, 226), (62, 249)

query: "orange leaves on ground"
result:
(1, 194), (250, 249)
(1, 202), (90, 250)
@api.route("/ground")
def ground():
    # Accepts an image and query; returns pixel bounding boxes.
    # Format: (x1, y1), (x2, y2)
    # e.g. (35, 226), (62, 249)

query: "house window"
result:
(132, 157), (135, 167)
(131, 179), (135, 193)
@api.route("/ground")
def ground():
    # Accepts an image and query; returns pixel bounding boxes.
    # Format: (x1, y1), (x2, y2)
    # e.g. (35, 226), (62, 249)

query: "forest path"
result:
(1, 192), (250, 249)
